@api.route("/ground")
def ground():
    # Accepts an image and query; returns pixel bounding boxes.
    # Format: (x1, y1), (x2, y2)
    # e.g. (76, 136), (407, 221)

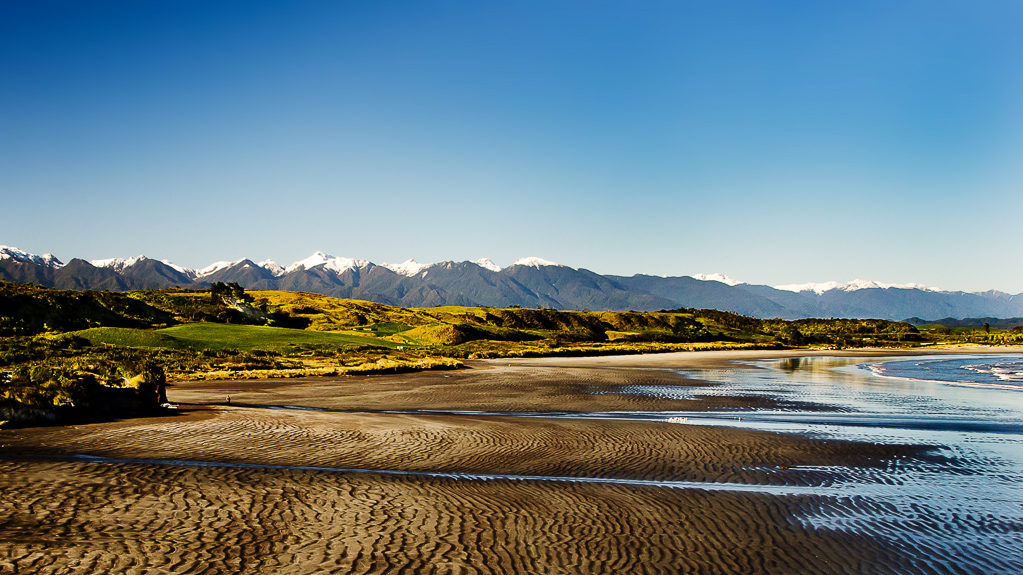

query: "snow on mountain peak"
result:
(473, 258), (502, 272)
(159, 260), (197, 277)
(91, 255), (147, 272)
(195, 259), (246, 278)
(775, 279), (943, 295)
(258, 259), (286, 277)
(324, 257), (371, 274)
(513, 257), (561, 268)
(690, 273), (743, 286)
(89, 255), (198, 277)
(285, 251), (334, 273)
(384, 259), (433, 277)
(774, 281), (841, 295)
(1, 245), (65, 268)
(285, 251), (370, 274)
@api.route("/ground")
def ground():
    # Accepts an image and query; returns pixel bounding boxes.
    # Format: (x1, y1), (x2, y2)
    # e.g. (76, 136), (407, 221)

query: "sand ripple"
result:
(0, 459), (943, 575)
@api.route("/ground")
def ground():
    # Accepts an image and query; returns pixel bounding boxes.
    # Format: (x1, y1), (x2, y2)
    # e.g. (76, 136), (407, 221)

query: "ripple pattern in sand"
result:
(0, 460), (956, 575)
(4, 407), (919, 487)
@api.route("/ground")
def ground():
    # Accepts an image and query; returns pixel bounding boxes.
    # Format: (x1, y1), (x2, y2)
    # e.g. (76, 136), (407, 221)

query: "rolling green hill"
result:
(66, 323), (402, 353)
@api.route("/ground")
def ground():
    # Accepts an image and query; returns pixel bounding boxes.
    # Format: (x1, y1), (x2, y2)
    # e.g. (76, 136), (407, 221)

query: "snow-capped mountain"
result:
(159, 259), (196, 277)
(513, 256), (561, 268)
(3, 245), (1021, 320)
(284, 251), (372, 275)
(383, 259), (433, 277)
(1, 245), (64, 268)
(199, 260), (252, 279)
(90, 255), (200, 279)
(473, 258), (502, 272)
(91, 255), (147, 272)
(690, 273), (743, 286)
(258, 259), (286, 277)
(687, 272), (941, 290)
(775, 279), (943, 295)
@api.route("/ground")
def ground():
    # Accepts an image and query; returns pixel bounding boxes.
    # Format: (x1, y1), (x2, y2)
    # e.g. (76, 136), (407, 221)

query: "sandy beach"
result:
(1, 347), (1019, 574)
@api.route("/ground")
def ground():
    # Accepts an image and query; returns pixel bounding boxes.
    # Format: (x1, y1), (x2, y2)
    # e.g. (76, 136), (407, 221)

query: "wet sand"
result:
(0, 349), (1008, 574)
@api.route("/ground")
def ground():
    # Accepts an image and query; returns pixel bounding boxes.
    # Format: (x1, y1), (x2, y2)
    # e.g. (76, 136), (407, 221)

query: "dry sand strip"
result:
(166, 361), (841, 414)
(0, 459), (924, 575)
(167, 347), (1016, 414)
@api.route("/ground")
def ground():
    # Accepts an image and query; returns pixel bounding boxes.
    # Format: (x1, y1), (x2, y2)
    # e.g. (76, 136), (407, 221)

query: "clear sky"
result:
(2, 1), (1021, 292)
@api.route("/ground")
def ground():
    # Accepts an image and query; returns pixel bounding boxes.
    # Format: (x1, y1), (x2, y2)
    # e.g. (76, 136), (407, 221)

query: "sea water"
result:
(661, 354), (1023, 574)
(866, 354), (1023, 391)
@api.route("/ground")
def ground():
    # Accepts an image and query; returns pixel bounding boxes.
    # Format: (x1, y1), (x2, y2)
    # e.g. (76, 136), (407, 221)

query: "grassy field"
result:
(57, 327), (191, 349)
(250, 291), (434, 331)
(67, 324), (402, 353)
(347, 322), (414, 337)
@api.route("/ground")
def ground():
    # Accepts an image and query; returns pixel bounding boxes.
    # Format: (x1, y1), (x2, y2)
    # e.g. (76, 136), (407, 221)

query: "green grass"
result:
(348, 322), (413, 337)
(67, 323), (400, 353)
(60, 327), (191, 349)
(158, 324), (399, 351)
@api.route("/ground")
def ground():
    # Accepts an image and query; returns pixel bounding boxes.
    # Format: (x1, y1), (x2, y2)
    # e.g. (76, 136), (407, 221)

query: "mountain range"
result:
(3, 245), (1021, 321)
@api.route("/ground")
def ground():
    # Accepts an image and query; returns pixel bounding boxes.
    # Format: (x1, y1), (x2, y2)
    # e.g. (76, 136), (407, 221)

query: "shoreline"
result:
(491, 343), (1020, 369)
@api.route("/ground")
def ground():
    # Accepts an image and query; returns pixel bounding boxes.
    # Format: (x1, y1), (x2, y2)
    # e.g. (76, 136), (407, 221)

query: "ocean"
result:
(663, 354), (1023, 574)
(866, 354), (1023, 391)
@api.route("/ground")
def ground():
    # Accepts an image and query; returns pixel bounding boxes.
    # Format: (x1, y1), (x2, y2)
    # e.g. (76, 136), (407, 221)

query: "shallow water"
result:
(867, 354), (1023, 390)
(662, 355), (1023, 574)
(69, 454), (833, 495)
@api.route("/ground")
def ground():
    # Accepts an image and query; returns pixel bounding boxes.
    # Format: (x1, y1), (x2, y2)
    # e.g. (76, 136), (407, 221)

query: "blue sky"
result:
(2, 1), (1021, 292)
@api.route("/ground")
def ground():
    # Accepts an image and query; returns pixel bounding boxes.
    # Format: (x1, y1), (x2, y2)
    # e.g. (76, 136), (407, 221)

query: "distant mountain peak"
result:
(775, 279), (943, 295)
(513, 256), (561, 268)
(258, 259), (286, 277)
(1, 245), (64, 268)
(285, 251), (334, 273)
(384, 259), (433, 277)
(285, 251), (371, 275)
(775, 281), (840, 295)
(89, 254), (199, 277)
(690, 273), (743, 286)
(90, 255), (147, 272)
(159, 259), (196, 277)
(196, 259), (246, 279)
(473, 258), (502, 272)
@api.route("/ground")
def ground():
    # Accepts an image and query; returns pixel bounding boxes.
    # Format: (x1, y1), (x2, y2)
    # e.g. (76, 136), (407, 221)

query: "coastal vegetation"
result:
(2, 280), (1020, 426)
